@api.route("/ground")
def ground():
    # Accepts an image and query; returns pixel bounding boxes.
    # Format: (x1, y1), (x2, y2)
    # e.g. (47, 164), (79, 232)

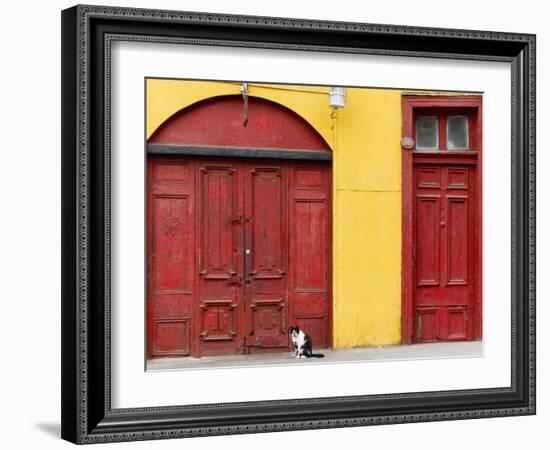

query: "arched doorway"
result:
(147, 96), (332, 358)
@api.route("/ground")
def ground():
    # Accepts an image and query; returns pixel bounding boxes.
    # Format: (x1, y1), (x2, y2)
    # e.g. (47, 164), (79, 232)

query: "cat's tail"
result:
(311, 353), (324, 358)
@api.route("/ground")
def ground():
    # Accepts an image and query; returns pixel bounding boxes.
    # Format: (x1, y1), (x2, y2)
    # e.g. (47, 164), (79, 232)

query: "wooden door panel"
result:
(291, 292), (326, 316)
(446, 306), (468, 340)
(147, 159), (195, 358)
(200, 300), (238, 341)
(247, 298), (286, 352)
(417, 166), (441, 188)
(150, 294), (186, 318)
(416, 307), (438, 342)
(288, 165), (331, 348)
(245, 164), (288, 351)
(294, 199), (327, 290)
(249, 167), (285, 279)
(152, 196), (193, 292)
(197, 162), (244, 356)
(416, 195), (441, 286)
(295, 317), (326, 347)
(153, 161), (191, 183)
(447, 196), (469, 284)
(416, 306), (468, 342)
(153, 318), (190, 356)
(199, 165), (239, 279)
(447, 168), (469, 189)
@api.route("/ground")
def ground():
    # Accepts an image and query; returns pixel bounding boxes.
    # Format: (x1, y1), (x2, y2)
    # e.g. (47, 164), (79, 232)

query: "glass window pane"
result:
(416, 116), (439, 149)
(447, 115), (469, 149)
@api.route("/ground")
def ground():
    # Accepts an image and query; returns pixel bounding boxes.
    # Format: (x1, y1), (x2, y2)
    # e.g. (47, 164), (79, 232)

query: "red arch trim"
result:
(149, 95), (331, 152)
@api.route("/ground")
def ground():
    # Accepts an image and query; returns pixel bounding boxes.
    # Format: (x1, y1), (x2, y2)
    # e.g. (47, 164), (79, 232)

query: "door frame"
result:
(401, 95), (483, 344)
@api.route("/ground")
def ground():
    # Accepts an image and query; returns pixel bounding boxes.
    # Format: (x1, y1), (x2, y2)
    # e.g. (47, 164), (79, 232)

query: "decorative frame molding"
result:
(61, 4), (535, 444)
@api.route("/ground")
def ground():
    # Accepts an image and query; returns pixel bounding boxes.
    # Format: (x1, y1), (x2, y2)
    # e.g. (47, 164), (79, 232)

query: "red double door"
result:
(147, 156), (331, 358)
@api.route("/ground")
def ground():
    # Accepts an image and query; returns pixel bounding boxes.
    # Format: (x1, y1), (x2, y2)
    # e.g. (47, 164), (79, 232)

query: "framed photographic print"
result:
(61, 4), (536, 444)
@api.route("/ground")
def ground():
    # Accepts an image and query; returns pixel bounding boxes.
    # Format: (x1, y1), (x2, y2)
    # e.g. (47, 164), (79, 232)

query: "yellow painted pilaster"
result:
(331, 89), (402, 348)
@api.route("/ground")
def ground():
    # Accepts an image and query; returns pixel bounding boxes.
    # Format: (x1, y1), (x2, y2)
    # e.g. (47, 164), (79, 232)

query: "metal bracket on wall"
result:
(241, 82), (249, 127)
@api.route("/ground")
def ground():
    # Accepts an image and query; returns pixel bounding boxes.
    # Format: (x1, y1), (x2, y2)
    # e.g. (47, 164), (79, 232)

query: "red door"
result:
(413, 159), (477, 342)
(147, 156), (331, 357)
(401, 95), (482, 344)
(147, 158), (196, 358)
(196, 160), (245, 356)
(243, 163), (288, 353)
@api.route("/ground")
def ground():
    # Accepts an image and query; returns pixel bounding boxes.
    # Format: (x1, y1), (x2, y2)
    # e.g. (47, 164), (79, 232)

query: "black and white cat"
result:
(288, 326), (324, 358)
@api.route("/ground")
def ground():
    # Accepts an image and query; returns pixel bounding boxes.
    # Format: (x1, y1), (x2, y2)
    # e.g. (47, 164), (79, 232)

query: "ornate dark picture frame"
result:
(61, 4), (536, 444)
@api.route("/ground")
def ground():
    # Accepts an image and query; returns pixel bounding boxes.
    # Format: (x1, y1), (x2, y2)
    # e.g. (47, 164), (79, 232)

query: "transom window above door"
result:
(414, 110), (476, 151)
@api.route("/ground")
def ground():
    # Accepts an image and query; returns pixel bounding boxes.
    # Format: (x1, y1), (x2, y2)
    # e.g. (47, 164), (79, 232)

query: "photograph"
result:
(57, 2), (536, 444)
(1, 0), (545, 448)
(145, 78), (483, 370)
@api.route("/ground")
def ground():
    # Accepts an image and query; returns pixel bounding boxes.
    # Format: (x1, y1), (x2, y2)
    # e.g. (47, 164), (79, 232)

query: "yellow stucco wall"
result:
(146, 79), (402, 348)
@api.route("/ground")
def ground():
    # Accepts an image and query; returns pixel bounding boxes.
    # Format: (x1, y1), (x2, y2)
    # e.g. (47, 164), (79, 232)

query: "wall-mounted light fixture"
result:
(329, 87), (346, 108)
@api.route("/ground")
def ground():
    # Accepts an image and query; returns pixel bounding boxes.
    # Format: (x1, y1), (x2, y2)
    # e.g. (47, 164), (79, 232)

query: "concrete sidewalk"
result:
(147, 341), (483, 371)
